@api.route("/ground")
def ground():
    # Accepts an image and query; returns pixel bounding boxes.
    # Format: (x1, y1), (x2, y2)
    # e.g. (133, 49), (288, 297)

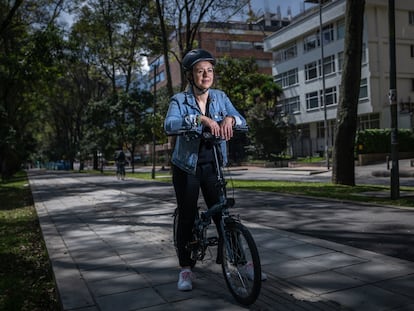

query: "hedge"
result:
(356, 129), (414, 154)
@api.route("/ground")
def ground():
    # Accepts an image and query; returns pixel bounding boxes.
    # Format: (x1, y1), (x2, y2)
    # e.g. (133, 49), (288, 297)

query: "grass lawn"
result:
(0, 172), (59, 311)
(120, 170), (414, 208)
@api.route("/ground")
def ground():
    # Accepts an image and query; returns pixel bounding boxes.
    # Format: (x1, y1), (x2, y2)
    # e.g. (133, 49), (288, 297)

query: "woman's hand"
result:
(220, 116), (234, 141)
(200, 116), (234, 141)
(200, 116), (221, 137)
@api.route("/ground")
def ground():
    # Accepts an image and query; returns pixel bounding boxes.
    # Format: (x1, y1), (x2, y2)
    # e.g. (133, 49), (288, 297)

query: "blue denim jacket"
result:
(164, 88), (247, 175)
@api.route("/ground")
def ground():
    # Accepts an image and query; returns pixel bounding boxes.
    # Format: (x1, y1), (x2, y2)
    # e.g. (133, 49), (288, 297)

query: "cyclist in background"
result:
(115, 150), (126, 179)
(164, 49), (249, 291)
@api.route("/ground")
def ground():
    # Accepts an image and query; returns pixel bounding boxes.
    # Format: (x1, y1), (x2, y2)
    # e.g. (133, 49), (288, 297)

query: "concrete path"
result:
(27, 170), (414, 311)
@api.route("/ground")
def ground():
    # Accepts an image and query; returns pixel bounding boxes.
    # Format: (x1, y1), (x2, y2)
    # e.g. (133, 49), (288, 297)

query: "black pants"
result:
(173, 163), (220, 267)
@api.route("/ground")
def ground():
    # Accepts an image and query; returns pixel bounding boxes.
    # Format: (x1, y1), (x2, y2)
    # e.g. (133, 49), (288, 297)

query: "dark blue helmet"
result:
(182, 49), (216, 72)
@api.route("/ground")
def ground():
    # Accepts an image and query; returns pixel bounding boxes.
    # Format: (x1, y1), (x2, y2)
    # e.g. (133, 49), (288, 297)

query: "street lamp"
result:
(388, 0), (400, 199)
(305, 0), (329, 169)
(151, 58), (158, 179)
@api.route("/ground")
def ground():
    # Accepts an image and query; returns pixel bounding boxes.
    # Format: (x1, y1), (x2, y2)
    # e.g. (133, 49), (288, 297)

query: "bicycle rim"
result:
(220, 222), (261, 305)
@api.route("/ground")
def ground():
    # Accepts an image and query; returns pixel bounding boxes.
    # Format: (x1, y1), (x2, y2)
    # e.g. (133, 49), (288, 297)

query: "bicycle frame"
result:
(190, 137), (243, 262)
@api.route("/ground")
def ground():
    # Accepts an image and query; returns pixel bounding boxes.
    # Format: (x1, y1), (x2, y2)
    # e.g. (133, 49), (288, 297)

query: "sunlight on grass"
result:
(123, 171), (414, 208)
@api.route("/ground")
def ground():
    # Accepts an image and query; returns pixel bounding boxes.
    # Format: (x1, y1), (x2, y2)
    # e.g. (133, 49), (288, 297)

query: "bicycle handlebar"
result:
(167, 124), (249, 140)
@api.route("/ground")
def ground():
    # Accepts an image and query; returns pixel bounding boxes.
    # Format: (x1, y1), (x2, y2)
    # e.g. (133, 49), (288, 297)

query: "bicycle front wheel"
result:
(220, 221), (261, 306)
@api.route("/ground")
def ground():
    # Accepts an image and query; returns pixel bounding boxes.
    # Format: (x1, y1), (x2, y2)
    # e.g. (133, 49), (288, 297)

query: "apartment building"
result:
(264, 0), (414, 157)
(150, 13), (292, 91)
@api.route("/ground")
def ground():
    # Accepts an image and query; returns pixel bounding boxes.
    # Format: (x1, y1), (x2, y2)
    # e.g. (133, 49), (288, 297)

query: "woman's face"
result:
(192, 61), (214, 91)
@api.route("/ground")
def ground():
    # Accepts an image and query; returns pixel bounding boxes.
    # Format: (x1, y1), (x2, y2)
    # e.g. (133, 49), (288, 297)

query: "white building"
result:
(264, 0), (414, 157)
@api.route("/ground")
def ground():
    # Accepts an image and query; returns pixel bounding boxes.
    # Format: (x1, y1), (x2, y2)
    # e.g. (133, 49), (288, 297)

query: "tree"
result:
(154, 0), (249, 96)
(72, 0), (156, 94)
(332, 0), (365, 186)
(112, 90), (154, 172)
(215, 57), (283, 161)
(0, 0), (67, 178)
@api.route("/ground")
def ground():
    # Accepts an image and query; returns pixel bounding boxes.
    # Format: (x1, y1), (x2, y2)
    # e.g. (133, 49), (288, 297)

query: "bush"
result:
(356, 129), (414, 154)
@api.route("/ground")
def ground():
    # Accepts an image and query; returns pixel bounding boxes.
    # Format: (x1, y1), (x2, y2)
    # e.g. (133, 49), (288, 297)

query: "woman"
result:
(164, 49), (248, 291)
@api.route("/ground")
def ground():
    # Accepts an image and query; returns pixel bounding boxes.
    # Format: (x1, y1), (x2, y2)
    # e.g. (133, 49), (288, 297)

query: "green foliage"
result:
(114, 90), (154, 155)
(356, 129), (414, 154)
(0, 1), (68, 178)
(246, 101), (288, 160)
(215, 57), (284, 160)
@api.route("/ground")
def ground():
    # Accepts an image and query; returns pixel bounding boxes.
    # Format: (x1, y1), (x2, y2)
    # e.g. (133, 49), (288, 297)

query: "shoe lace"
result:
(180, 271), (193, 281)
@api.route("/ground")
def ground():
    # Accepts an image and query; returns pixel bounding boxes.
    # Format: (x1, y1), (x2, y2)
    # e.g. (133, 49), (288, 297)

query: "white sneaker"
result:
(177, 269), (194, 291)
(240, 262), (267, 281)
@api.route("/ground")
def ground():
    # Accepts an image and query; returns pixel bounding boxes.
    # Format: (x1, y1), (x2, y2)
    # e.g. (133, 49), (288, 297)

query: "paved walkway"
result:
(27, 170), (414, 311)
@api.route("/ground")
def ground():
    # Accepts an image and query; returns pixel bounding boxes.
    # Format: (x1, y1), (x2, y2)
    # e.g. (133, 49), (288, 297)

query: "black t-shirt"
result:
(197, 131), (214, 164)
(197, 98), (214, 164)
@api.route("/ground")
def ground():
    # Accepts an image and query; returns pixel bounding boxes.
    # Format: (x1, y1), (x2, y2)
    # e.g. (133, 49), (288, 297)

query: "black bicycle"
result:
(173, 128), (262, 306)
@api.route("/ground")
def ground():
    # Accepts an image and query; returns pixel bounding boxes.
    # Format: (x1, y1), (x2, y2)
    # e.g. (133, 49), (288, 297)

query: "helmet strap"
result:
(187, 75), (209, 94)
(193, 82), (209, 94)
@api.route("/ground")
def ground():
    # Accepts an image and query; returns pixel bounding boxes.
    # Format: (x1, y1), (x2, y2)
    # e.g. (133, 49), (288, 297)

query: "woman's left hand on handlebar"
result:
(220, 116), (234, 141)
(200, 116), (221, 137)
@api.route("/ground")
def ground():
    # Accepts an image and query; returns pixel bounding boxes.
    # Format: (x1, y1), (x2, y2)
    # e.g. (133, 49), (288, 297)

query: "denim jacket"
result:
(164, 88), (247, 175)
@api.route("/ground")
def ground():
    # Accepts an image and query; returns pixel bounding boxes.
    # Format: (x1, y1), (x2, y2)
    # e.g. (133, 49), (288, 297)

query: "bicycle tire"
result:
(220, 221), (261, 305)
(172, 208), (196, 269)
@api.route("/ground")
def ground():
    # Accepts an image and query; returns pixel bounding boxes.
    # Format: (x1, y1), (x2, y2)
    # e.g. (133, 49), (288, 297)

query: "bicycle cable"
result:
(225, 165), (236, 200)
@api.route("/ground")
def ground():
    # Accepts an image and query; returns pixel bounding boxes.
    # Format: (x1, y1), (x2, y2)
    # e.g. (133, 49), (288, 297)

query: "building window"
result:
(317, 121), (325, 138)
(322, 55), (335, 75)
(275, 68), (298, 88)
(306, 91), (319, 110)
(411, 45), (414, 58)
(231, 41), (253, 50)
(253, 42), (264, 50)
(321, 87), (337, 106)
(256, 59), (271, 68)
(338, 51), (344, 71)
(337, 19), (345, 40)
(305, 61), (318, 81)
(303, 33), (319, 52)
(362, 43), (367, 63)
(277, 96), (300, 115)
(322, 24), (334, 45)
(359, 78), (368, 99)
(273, 43), (297, 64)
(409, 11), (414, 25)
(357, 113), (380, 130)
(216, 40), (230, 52)
(284, 44), (297, 60)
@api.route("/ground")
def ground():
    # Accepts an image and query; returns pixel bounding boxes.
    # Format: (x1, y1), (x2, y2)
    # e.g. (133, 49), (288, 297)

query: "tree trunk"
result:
(332, 0), (365, 186)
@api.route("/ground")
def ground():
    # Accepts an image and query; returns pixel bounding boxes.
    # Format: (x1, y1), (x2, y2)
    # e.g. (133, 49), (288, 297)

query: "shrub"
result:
(356, 129), (414, 154)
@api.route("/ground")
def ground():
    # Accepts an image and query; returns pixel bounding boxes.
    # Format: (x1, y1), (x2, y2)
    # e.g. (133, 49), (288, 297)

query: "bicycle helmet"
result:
(182, 49), (216, 72)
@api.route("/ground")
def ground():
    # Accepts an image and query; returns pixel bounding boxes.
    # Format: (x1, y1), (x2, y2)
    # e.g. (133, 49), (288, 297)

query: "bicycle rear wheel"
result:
(220, 221), (261, 305)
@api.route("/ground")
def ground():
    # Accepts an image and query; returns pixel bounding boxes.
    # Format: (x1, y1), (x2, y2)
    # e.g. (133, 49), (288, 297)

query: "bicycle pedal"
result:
(207, 237), (218, 246)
